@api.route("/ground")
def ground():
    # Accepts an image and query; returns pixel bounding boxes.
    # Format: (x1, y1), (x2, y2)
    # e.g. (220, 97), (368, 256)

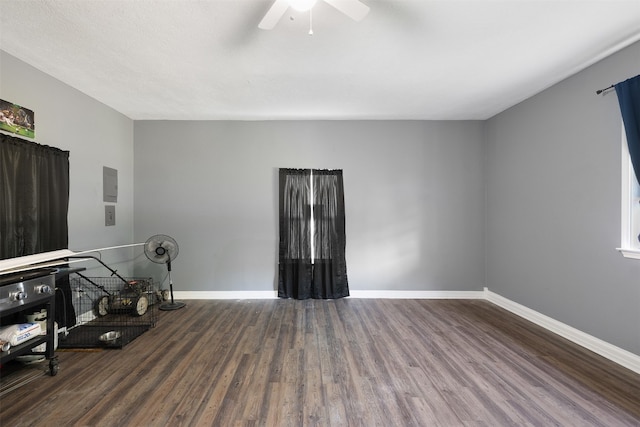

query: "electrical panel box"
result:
(103, 166), (118, 203)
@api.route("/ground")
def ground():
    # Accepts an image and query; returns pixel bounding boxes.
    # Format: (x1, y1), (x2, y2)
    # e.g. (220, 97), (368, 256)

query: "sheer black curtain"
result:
(615, 75), (640, 184)
(278, 168), (349, 299)
(312, 169), (349, 299)
(278, 169), (312, 298)
(0, 133), (70, 259)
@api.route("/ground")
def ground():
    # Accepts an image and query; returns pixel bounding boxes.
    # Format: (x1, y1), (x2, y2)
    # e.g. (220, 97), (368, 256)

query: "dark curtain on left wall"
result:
(1, 133), (73, 328)
(0, 133), (70, 259)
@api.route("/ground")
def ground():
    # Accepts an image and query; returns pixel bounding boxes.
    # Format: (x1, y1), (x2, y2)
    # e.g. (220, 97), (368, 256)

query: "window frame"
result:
(617, 123), (640, 259)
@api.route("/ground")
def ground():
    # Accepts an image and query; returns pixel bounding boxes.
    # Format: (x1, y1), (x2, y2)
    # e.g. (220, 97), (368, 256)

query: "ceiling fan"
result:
(259, 0), (370, 30)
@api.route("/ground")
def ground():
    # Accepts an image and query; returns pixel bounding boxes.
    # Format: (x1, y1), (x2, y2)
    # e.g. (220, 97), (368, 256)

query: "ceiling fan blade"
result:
(259, 0), (290, 30)
(323, 0), (370, 21)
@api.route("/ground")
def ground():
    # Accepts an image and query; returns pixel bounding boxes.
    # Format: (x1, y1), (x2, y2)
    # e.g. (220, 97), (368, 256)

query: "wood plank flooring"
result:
(1, 299), (639, 426)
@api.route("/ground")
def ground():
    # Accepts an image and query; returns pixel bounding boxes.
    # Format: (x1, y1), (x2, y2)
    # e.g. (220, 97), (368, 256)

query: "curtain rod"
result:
(596, 84), (615, 95)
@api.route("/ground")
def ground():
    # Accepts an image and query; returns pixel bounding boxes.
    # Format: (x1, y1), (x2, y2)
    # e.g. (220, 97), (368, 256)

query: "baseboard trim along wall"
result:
(483, 287), (640, 375)
(173, 290), (485, 300)
(173, 288), (640, 374)
(174, 291), (279, 300)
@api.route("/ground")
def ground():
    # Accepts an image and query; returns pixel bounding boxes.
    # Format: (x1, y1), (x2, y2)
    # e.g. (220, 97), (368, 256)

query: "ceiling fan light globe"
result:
(289, 0), (316, 12)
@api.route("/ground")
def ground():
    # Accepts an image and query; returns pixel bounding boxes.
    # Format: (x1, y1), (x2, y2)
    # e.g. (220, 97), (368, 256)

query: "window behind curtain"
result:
(0, 133), (70, 260)
(615, 74), (640, 259)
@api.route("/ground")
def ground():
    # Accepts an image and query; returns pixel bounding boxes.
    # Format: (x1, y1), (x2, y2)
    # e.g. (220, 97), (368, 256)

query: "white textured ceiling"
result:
(1, 0), (640, 120)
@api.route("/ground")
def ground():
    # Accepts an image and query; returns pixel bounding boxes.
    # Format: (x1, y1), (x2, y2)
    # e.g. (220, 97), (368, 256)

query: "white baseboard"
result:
(349, 290), (485, 299)
(174, 290), (485, 300)
(174, 291), (278, 300)
(173, 288), (640, 374)
(484, 287), (640, 375)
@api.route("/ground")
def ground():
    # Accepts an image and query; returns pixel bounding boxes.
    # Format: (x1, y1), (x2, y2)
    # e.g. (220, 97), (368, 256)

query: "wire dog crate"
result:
(58, 276), (159, 349)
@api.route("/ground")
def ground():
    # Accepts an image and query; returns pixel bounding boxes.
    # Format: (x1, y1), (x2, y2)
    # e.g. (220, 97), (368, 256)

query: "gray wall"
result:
(0, 51), (136, 275)
(4, 39), (639, 357)
(485, 40), (640, 355)
(133, 120), (486, 293)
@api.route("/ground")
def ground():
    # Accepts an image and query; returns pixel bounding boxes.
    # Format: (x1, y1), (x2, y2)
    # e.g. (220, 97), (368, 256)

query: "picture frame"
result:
(0, 98), (35, 139)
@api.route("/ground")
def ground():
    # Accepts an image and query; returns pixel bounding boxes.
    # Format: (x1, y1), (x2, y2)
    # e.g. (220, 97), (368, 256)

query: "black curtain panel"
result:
(615, 75), (640, 185)
(0, 133), (70, 259)
(278, 168), (313, 298)
(312, 169), (349, 299)
(278, 168), (349, 299)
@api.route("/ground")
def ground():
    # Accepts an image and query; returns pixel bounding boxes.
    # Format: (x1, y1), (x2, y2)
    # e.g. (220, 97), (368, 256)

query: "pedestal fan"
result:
(144, 234), (185, 311)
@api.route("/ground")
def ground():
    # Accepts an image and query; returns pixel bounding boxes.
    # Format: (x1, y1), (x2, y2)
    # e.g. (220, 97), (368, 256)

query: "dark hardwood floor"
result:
(1, 298), (639, 426)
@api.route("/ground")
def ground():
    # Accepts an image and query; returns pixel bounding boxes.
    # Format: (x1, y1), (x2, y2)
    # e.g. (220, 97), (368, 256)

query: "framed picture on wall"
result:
(0, 98), (35, 139)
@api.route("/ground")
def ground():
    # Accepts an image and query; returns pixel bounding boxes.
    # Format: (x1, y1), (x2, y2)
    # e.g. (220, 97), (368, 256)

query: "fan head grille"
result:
(144, 234), (179, 264)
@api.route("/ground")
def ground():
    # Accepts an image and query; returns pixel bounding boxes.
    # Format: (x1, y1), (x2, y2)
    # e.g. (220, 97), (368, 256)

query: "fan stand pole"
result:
(160, 260), (185, 311)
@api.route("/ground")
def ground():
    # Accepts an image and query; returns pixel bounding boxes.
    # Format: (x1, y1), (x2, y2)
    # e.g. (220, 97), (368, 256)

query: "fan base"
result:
(159, 301), (186, 311)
